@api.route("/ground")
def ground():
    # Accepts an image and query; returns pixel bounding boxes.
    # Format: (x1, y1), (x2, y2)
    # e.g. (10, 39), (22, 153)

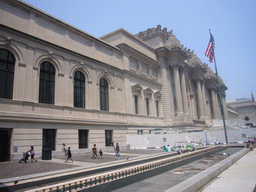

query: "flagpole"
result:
(210, 30), (228, 144)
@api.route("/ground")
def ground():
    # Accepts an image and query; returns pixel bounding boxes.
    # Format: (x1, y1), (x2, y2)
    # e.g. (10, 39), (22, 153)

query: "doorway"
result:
(0, 128), (12, 162)
(79, 130), (88, 149)
(105, 130), (113, 146)
(42, 129), (56, 150)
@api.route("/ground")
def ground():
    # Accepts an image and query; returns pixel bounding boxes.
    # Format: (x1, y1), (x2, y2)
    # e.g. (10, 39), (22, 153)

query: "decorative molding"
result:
(18, 63), (26, 68)
(5, 37), (11, 46)
(131, 84), (142, 95)
(144, 87), (153, 98)
(58, 73), (64, 77)
(154, 91), (162, 100)
(155, 47), (168, 58)
(48, 51), (53, 56)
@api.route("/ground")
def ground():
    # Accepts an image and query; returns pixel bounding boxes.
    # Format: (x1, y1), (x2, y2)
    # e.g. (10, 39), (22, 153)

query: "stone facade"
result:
(227, 98), (256, 125)
(0, 0), (228, 161)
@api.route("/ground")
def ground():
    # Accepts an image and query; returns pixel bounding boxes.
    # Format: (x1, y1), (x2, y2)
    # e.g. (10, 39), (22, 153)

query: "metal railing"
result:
(25, 146), (219, 192)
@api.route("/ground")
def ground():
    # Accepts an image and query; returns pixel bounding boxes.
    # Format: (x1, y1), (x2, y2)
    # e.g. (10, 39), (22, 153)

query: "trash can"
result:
(42, 148), (52, 160)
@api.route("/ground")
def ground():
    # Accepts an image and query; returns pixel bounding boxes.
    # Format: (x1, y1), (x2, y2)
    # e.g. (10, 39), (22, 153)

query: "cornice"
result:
(13, 0), (120, 52)
(117, 43), (158, 65)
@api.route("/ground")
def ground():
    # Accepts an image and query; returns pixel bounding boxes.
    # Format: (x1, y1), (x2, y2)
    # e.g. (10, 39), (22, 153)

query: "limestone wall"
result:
(0, 0), (122, 69)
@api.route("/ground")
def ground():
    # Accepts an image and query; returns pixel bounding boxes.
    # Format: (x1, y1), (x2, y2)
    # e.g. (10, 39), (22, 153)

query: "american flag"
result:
(205, 32), (215, 63)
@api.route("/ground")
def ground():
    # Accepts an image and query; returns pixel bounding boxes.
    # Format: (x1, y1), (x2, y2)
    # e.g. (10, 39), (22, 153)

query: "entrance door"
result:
(0, 128), (12, 162)
(42, 129), (56, 150)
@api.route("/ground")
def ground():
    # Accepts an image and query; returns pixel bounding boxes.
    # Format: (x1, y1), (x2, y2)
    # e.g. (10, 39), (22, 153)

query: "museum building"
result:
(0, 0), (228, 161)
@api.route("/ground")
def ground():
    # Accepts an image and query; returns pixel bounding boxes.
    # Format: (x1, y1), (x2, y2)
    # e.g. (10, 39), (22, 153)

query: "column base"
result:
(199, 116), (205, 120)
(174, 113), (184, 122)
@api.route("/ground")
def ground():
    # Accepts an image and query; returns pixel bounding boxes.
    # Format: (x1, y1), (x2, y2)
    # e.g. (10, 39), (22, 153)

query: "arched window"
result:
(39, 61), (55, 104)
(0, 49), (15, 99)
(74, 71), (85, 108)
(100, 78), (109, 111)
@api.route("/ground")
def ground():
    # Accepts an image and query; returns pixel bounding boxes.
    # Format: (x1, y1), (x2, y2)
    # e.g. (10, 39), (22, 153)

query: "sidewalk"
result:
(201, 148), (256, 192)
(0, 149), (163, 181)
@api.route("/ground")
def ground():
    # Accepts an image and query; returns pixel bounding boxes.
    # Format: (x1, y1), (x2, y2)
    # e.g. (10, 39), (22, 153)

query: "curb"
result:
(165, 147), (249, 192)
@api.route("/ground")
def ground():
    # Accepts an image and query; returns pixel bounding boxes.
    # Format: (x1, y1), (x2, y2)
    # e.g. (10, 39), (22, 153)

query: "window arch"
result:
(0, 49), (15, 99)
(39, 61), (55, 104)
(100, 78), (109, 111)
(74, 71), (85, 108)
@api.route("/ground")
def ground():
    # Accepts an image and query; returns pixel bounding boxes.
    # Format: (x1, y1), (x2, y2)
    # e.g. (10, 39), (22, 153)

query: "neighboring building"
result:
(0, 0), (228, 161)
(227, 98), (256, 126)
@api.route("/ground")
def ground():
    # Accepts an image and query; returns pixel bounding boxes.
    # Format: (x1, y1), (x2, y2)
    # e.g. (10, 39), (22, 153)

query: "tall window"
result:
(74, 71), (85, 108)
(134, 95), (138, 114)
(146, 98), (150, 116)
(100, 78), (109, 111)
(0, 49), (15, 99)
(39, 61), (55, 104)
(156, 100), (159, 117)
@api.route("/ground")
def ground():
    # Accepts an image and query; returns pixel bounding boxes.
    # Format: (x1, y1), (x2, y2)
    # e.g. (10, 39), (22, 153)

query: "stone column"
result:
(201, 82), (208, 119)
(180, 69), (189, 115)
(196, 79), (205, 119)
(173, 66), (183, 115)
(211, 89), (218, 119)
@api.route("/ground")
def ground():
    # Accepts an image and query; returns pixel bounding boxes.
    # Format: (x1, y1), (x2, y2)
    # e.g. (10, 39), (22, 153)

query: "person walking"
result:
(27, 146), (37, 163)
(115, 143), (120, 160)
(65, 147), (73, 163)
(99, 149), (103, 159)
(91, 144), (99, 159)
(62, 143), (67, 155)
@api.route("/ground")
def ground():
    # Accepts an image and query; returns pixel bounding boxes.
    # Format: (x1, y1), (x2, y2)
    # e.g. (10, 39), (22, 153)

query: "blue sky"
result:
(22, 0), (256, 101)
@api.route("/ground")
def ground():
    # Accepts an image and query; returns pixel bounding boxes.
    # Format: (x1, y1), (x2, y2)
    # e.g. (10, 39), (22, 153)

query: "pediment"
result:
(154, 91), (162, 100)
(144, 87), (153, 98)
(131, 84), (142, 94)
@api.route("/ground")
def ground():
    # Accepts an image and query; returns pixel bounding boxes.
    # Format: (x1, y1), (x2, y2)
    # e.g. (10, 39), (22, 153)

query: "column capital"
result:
(169, 61), (186, 69)
(155, 47), (168, 58)
(194, 76), (204, 82)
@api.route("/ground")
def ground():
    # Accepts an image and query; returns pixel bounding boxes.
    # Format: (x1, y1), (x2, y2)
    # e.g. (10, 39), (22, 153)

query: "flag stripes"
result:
(205, 32), (215, 63)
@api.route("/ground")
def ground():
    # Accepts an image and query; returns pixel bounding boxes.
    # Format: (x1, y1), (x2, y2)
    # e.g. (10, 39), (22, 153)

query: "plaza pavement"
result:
(0, 149), (163, 181)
